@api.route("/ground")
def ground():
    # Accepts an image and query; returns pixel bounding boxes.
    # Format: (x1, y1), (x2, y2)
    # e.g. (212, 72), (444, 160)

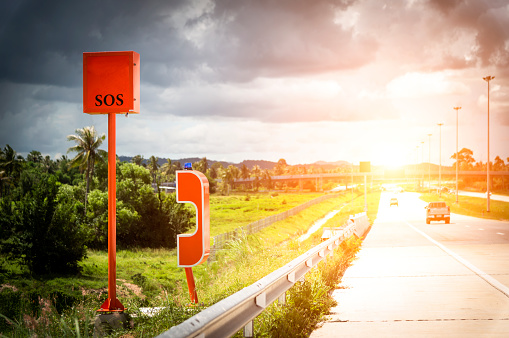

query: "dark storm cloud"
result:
(203, 0), (375, 81)
(428, 0), (509, 68)
(0, 0), (374, 88)
(0, 0), (200, 86)
(2, 0), (508, 89)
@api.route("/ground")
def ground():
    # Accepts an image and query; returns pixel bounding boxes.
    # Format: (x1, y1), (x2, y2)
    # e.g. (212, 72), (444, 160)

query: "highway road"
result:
(311, 191), (509, 337)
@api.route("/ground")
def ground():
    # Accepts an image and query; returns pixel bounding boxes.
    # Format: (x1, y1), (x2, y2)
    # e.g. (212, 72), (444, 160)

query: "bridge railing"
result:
(157, 213), (369, 338)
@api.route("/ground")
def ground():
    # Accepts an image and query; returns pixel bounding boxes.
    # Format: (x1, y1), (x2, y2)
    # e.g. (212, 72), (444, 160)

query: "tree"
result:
(274, 159), (288, 175)
(161, 159), (176, 180)
(251, 165), (262, 191)
(148, 155), (160, 183)
(450, 148), (476, 170)
(262, 169), (273, 189)
(1, 144), (24, 182)
(493, 156), (505, 171)
(67, 126), (106, 213)
(27, 150), (43, 163)
(0, 170), (10, 198)
(131, 155), (145, 166)
(240, 164), (250, 180)
(193, 157), (209, 173)
(0, 169), (88, 275)
(86, 162), (193, 248)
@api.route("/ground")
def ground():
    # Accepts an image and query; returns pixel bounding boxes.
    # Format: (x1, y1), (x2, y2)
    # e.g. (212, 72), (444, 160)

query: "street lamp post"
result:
(437, 123), (444, 197)
(483, 76), (494, 212)
(428, 133), (432, 193)
(421, 141), (424, 190)
(454, 107), (461, 204)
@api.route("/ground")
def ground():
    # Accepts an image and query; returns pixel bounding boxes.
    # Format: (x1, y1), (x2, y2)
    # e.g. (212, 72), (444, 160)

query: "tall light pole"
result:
(437, 123), (444, 197)
(483, 76), (494, 212)
(428, 133), (432, 193)
(454, 107), (461, 204)
(421, 141), (424, 191)
(415, 145), (419, 190)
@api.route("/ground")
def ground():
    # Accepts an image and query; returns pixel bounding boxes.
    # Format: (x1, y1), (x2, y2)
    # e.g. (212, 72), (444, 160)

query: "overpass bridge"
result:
(233, 170), (509, 191)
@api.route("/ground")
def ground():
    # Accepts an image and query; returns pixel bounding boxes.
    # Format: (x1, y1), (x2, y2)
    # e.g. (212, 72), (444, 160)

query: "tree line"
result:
(451, 147), (509, 171)
(449, 147), (509, 191)
(0, 127), (193, 276)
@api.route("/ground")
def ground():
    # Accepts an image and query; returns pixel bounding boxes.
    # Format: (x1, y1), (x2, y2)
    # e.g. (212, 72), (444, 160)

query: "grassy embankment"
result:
(419, 192), (509, 221)
(1, 189), (381, 337)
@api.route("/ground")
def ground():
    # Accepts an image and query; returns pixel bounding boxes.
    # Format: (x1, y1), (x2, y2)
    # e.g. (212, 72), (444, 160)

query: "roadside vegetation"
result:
(0, 136), (383, 337)
(1, 188), (380, 337)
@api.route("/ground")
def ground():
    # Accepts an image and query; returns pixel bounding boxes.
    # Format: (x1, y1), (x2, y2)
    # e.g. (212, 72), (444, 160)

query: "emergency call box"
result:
(83, 51), (140, 114)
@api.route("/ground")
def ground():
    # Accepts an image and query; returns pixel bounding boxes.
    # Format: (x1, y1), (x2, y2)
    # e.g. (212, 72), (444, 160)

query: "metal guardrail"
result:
(157, 213), (369, 338)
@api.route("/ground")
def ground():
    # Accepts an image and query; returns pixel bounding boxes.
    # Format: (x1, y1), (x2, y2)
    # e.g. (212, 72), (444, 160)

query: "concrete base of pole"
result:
(93, 312), (130, 337)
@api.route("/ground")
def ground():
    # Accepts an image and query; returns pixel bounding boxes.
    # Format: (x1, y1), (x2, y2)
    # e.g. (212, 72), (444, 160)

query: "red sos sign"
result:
(83, 51), (140, 114)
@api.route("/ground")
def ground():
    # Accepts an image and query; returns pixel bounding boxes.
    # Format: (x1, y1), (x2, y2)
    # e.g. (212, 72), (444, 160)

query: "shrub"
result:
(0, 170), (88, 275)
(85, 162), (194, 249)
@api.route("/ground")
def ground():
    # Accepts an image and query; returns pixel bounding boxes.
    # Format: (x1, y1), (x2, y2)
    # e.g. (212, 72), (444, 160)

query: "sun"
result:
(377, 146), (408, 169)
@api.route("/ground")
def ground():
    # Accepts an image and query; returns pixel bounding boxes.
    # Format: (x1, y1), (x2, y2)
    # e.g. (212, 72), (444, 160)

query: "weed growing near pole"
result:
(252, 237), (361, 338)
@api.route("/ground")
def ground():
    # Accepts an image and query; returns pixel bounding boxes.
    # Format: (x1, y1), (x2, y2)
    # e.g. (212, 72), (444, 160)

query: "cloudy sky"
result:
(1, 0), (508, 166)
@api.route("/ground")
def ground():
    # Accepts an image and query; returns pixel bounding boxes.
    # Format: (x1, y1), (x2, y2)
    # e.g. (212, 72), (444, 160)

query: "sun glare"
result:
(378, 147), (408, 168)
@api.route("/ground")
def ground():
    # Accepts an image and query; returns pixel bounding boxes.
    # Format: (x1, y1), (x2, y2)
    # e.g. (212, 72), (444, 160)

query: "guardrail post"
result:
(278, 292), (286, 305)
(244, 321), (254, 337)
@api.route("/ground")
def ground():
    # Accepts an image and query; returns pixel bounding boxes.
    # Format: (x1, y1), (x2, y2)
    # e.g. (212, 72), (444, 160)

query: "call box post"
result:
(176, 169), (210, 303)
(83, 51), (140, 312)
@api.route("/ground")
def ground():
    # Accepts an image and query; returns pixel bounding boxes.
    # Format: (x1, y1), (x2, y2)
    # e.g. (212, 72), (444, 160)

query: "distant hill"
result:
(237, 160), (277, 170)
(117, 156), (449, 172)
(118, 156), (233, 168)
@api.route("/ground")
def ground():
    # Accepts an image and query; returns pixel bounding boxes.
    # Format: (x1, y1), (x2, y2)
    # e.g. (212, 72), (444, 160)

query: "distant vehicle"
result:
(425, 201), (450, 224)
(390, 198), (398, 207)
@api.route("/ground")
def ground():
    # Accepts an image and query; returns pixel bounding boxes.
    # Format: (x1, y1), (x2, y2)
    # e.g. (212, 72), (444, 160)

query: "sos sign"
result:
(83, 51), (140, 114)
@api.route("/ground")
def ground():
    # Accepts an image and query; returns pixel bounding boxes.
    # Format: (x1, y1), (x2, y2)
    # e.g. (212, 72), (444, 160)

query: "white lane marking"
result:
(478, 228), (485, 231)
(497, 232), (505, 236)
(405, 220), (509, 298)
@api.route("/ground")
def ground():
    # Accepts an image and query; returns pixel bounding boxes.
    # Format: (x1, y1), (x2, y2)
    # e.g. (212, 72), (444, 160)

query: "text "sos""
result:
(95, 94), (124, 107)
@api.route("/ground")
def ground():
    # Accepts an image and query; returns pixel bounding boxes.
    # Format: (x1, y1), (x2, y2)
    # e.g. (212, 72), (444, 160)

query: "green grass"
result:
(208, 192), (322, 236)
(0, 189), (382, 337)
(420, 192), (509, 221)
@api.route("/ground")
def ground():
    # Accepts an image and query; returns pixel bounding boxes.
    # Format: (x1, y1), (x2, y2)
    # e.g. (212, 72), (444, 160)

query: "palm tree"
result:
(148, 155), (160, 183)
(251, 165), (262, 191)
(131, 155), (145, 166)
(0, 170), (11, 198)
(240, 164), (250, 180)
(1, 144), (24, 183)
(27, 150), (43, 163)
(161, 159), (175, 180)
(67, 126), (106, 212)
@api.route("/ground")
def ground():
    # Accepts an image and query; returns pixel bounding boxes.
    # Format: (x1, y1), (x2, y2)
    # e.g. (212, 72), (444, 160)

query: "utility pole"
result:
(428, 133), (432, 193)
(437, 123), (444, 198)
(454, 107), (461, 204)
(483, 76), (494, 212)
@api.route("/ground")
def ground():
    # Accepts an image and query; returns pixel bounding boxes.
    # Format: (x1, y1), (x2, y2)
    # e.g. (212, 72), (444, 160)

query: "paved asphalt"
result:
(310, 191), (509, 337)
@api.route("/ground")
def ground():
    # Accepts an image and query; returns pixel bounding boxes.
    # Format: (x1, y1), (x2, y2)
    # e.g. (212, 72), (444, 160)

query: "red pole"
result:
(185, 267), (199, 304)
(99, 113), (124, 312)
